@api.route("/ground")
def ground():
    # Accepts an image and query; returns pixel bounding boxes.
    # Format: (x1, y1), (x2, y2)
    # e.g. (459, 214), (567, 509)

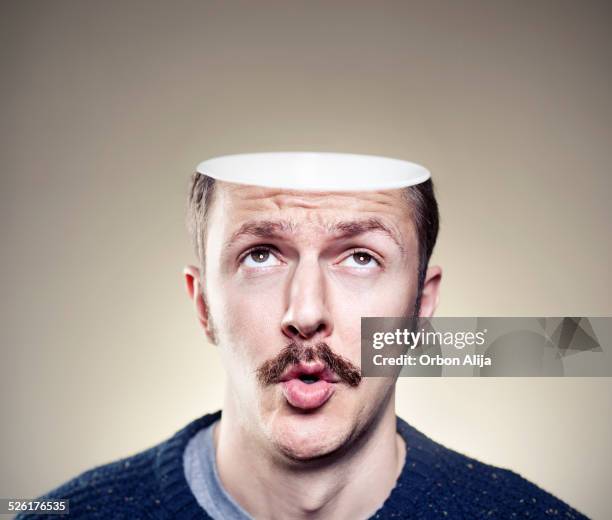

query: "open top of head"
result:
(196, 152), (430, 191)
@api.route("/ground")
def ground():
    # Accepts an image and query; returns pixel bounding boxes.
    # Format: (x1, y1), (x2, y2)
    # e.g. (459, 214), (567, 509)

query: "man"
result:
(22, 153), (587, 519)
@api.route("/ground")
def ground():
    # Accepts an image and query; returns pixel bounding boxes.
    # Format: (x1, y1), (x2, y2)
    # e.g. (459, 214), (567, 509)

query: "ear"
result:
(183, 265), (216, 344)
(418, 265), (442, 318)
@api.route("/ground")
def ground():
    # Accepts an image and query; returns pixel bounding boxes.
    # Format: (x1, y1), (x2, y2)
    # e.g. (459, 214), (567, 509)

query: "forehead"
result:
(205, 181), (416, 252)
(213, 181), (413, 230)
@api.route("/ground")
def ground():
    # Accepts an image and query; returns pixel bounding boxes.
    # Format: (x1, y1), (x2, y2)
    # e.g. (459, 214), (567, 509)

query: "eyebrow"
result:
(327, 218), (403, 250)
(225, 217), (404, 252)
(226, 220), (295, 247)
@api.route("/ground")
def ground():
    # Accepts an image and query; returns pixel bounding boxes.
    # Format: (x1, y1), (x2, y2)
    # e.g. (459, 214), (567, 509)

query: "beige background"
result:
(1, 1), (611, 518)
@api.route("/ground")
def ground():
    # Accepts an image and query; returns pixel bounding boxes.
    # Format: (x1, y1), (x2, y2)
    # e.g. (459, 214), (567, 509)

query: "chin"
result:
(267, 406), (353, 462)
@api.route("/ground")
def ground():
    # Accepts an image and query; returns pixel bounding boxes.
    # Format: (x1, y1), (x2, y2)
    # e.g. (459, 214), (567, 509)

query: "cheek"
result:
(331, 258), (417, 312)
(330, 272), (417, 330)
(358, 375), (396, 413)
(217, 277), (287, 361)
(373, 273), (417, 316)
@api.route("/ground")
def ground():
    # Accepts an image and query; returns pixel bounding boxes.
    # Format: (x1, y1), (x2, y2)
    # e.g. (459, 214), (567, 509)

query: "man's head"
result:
(184, 171), (441, 461)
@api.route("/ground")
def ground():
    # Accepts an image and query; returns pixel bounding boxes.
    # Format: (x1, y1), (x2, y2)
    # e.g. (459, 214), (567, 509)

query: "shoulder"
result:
(394, 416), (589, 519)
(16, 411), (221, 519)
(441, 451), (588, 519)
(16, 447), (159, 519)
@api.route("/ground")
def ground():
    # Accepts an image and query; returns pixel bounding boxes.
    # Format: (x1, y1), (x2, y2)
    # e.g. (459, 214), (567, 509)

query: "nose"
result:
(281, 257), (333, 341)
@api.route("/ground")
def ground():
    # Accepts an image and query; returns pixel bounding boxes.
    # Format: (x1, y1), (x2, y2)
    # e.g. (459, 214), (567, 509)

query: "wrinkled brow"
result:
(226, 220), (296, 247)
(327, 217), (403, 250)
(225, 217), (403, 251)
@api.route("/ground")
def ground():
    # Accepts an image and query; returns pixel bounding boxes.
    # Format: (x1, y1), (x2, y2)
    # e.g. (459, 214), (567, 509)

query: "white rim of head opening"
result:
(195, 152), (430, 191)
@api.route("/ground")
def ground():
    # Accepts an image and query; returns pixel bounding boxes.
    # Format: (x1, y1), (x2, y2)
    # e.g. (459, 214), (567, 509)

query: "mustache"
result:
(256, 342), (362, 387)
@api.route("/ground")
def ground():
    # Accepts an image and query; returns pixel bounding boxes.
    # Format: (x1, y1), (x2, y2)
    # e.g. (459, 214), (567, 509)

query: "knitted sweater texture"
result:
(19, 410), (588, 519)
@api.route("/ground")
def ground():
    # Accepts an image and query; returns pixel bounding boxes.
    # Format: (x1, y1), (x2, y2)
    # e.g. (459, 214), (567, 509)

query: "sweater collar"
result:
(155, 410), (444, 519)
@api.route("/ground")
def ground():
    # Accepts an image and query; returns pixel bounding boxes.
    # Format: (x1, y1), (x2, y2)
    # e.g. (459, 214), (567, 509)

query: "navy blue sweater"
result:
(20, 410), (588, 519)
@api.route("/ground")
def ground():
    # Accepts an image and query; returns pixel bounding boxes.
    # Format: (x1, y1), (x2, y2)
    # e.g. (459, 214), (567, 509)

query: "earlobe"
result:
(418, 265), (442, 318)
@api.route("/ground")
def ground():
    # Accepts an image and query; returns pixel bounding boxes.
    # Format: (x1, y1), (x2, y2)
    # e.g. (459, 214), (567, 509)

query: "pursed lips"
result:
(279, 361), (341, 384)
(278, 361), (340, 410)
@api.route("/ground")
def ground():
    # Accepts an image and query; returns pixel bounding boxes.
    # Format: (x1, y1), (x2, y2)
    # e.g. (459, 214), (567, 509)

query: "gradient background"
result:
(1, 1), (611, 518)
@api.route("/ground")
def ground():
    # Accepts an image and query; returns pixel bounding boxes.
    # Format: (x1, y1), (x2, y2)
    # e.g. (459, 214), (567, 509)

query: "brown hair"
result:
(186, 173), (439, 314)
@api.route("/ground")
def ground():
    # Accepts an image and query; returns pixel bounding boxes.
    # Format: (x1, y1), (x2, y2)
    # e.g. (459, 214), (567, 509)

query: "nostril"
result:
(287, 324), (300, 336)
(283, 320), (331, 340)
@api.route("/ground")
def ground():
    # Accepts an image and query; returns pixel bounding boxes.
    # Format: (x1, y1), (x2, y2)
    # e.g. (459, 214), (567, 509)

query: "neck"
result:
(214, 391), (406, 520)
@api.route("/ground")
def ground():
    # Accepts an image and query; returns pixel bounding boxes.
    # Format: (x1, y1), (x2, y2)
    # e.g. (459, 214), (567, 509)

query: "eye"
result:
(339, 251), (380, 269)
(241, 247), (282, 268)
